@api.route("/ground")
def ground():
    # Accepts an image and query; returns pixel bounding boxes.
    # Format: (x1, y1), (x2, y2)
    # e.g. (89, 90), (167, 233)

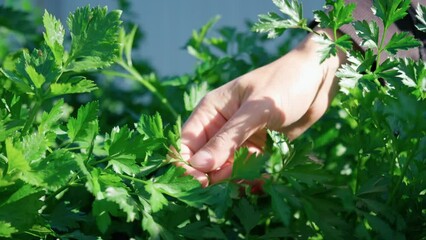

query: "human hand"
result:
(178, 29), (347, 187)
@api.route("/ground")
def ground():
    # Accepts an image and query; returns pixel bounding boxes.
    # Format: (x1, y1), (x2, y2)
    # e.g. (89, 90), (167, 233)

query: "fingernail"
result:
(189, 150), (213, 171)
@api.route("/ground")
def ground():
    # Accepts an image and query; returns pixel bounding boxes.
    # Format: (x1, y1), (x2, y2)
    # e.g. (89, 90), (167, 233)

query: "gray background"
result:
(8, 0), (324, 76)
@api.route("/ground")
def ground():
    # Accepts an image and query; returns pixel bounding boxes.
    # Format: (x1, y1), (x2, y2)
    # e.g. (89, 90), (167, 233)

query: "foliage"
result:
(0, 0), (425, 239)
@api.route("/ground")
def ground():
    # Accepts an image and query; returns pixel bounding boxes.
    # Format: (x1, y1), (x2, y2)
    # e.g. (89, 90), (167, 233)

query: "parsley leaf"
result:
(314, 0), (356, 32)
(136, 113), (164, 139)
(67, 101), (99, 143)
(384, 32), (421, 55)
(252, 0), (308, 38)
(0, 221), (18, 238)
(233, 198), (261, 234)
(232, 148), (266, 180)
(415, 3), (426, 32)
(38, 99), (65, 134)
(353, 20), (380, 49)
(43, 10), (65, 65)
(49, 77), (97, 97)
(184, 82), (208, 112)
(336, 54), (363, 94)
(372, 0), (410, 28)
(66, 6), (122, 72)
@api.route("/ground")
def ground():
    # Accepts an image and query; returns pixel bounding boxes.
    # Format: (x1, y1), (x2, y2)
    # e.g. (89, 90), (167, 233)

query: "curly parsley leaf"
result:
(252, 0), (308, 38)
(66, 6), (122, 72)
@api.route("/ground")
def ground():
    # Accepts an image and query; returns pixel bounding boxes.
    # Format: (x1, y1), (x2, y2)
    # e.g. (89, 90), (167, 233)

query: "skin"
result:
(177, 28), (347, 187)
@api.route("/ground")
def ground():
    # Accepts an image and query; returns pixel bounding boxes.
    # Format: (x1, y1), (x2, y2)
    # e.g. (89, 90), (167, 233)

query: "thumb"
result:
(189, 100), (268, 172)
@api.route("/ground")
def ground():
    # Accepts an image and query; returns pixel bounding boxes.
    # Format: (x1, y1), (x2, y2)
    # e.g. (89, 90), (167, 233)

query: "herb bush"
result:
(0, 0), (425, 239)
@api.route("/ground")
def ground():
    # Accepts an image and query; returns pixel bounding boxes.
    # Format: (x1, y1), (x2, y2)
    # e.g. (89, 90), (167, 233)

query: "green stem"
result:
(354, 152), (363, 192)
(90, 153), (120, 166)
(22, 101), (41, 136)
(375, 27), (388, 70)
(117, 61), (178, 118)
(119, 173), (148, 184)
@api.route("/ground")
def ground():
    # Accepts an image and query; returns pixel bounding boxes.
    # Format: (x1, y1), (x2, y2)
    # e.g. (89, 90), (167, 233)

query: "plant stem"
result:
(375, 27), (388, 70)
(117, 61), (178, 118)
(90, 153), (120, 166)
(22, 101), (41, 136)
(119, 173), (148, 184)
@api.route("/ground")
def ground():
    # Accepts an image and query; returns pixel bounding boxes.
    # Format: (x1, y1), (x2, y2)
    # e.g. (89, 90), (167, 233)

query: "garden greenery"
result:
(0, 0), (425, 239)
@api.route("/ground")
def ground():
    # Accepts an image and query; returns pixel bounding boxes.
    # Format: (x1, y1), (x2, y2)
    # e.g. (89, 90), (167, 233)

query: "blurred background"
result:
(0, 0), (322, 77)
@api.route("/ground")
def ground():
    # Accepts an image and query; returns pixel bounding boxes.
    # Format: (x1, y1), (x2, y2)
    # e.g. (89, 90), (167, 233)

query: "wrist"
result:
(296, 28), (347, 84)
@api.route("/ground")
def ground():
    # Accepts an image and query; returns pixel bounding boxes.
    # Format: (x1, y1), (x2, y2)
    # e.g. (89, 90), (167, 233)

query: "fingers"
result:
(209, 142), (263, 184)
(187, 98), (271, 173)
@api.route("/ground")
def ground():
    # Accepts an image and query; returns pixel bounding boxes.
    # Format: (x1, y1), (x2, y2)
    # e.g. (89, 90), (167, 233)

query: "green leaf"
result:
(92, 200), (115, 233)
(66, 6), (122, 72)
(154, 166), (200, 197)
(42, 10), (65, 65)
(264, 182), (292, 226)
(252, 0), (308, 38)
(145, 181), (168, 213)
(49, 78), (97, 97)
(232, 148), (266, 180)
(233, 198), (261, 234)
(104, 125), (164, 174)
(2, 46), (61, 94)
(5, 138), (30, 175)
(0, 184), (38, 207)
(415, 3), (426, 32)
(118, 25), (138, 66)
(314, 0), (356, 31)
(25, 65), (46, 89)
(141, 209), (174, 240)
(184, 82), (208, 111)
(0, 221), (17, 238)
(0, 192), (44, 235)
(0, 6), (37, 34)
(314, 34), (352, 63)
(67, 101), (99, 142)
(364, 213), (394, 240)
(384, 32), (421, 55)
(86, 169), (138, 222)
(353, 20), (379, 49)
(284, 164), (330, 186)
(108, 157), (139, 176)
(136, 112), (164, 139)
(336, 54), (363, 94)
(397, 58), (426, 99)
(21, 132), (48, 164)
(104, 186), (138, 222)
(21, 150), (77, 191)
(373, 0), (410, 28)
(48, 201), (86, 232)
(39, 99), (64, 134)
